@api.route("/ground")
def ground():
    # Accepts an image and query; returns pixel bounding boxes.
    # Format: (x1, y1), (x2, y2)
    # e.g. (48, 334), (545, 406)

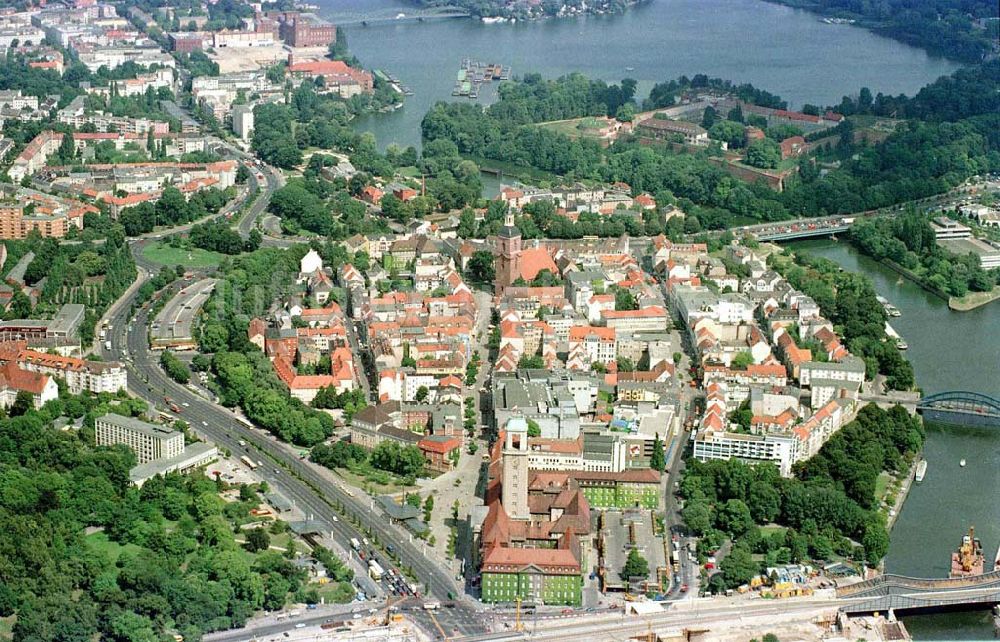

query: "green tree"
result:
(716, 499), (754, 538)
(730, 351), (754, 370)
(9, 390), (34, 417)
(414, 385), (429, 402)
(720, 543), (758, 589)
(862, 518), (890, 564)
(650, 433), (666, 472)
(613, 287), (638, 311)
(245, 527), (271, 552)
(526, 419), (541, 438)
(423, 495), (435, 522)
(682, 498), (712, 536)
(467, 250), (495, 284)
(620, 548), (649, 581)
(744, 138), (781, 169)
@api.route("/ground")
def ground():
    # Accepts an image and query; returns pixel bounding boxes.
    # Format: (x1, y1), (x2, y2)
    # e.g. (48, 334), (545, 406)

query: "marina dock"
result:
(452, 58), (511, 99)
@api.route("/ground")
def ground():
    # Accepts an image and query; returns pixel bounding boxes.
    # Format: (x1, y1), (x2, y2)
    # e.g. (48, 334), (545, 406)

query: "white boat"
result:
(915, 459), (927, 482)
(960, 459), (967, 467)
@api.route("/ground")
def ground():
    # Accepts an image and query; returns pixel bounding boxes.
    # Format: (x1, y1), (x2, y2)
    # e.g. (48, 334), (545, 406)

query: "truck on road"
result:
(368, 560), (384, 581)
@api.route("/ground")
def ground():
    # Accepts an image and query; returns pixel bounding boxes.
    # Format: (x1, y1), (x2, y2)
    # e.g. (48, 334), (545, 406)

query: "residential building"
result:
(12, 347), (127, 394)
(0, 360), (57, 409)
(231, 104), (254, 141)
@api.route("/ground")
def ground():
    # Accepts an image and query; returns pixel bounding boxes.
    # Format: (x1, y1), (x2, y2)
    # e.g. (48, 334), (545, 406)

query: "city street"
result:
(102, 243), (488, 639)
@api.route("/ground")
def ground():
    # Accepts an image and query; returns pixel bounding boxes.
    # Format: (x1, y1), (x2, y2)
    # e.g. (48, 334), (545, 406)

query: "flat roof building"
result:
(95, 413), (184, 464)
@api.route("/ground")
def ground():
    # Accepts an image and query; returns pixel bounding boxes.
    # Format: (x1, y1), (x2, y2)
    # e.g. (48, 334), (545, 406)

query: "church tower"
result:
(501, 417), (530, 520)
(494, 209), (521, 291)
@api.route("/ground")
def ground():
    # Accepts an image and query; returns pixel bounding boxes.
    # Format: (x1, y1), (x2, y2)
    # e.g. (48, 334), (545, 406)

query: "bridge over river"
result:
(917, 391), (1000, 427)
(837, 571), (1000, 614)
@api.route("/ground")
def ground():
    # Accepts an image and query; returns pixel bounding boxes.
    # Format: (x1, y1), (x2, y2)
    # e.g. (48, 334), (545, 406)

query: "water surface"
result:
(318, 0), (958, 148)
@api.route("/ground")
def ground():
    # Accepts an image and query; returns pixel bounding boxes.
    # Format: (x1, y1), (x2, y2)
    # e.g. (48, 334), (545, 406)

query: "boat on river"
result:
(884, 322), (907, 349)
(876, 295), (901, 317)
(950, 526), (985, 578)
(915, 459), (927, 482)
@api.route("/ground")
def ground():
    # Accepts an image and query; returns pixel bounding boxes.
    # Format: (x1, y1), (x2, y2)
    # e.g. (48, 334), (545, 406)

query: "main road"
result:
(105, 241), (486, 639)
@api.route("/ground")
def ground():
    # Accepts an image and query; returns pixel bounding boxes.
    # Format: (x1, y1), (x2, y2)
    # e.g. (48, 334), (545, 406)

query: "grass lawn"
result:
(760, 524), (788, 538)
(874, 471), (893, 502)
(142, 242), (224, 269)
(86, 530), (142, 564)
(536, 116), (610, 141)
(315, 580), (357, 604)
(336, 467), (415, 496)
(949, 285), (1000, 311)
(0, 616), (14, 641)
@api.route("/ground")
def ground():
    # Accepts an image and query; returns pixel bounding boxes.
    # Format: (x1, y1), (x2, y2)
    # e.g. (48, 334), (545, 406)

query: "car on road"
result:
(294, 623), (305, 629)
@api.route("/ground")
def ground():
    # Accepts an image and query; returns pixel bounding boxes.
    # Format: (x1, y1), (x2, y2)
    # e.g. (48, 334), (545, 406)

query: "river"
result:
(789, 239), (1000, 640)
(317, 0), (958, 149)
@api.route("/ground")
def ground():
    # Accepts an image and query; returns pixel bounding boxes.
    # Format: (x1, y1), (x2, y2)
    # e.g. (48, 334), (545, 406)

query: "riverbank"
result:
(845, 240), (1000, 313)
(758, 0), (992, 64)
(410, 0), (646, 21)
(884, 452), (920, 533)
(949, 285), (1000, 311)
(786, 238), (1000, 640)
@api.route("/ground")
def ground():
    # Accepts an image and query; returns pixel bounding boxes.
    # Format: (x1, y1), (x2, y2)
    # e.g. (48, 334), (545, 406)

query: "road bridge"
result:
(917, 391), (1000, 427)
(836, 571), (1000, 614)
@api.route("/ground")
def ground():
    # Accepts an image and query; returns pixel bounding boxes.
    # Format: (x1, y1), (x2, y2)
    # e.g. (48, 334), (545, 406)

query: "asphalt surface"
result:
(106, 241), (487, 640)
(150, 277), (216, 345)
(203, 602), (381, 642)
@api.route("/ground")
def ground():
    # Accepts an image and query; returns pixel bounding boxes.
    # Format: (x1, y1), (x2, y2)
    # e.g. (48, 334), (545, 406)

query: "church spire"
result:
(504, 209), (515, 228)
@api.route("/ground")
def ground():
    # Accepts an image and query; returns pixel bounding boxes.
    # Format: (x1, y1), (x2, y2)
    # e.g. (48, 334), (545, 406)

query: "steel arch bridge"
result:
(917, 391), (1000, 427)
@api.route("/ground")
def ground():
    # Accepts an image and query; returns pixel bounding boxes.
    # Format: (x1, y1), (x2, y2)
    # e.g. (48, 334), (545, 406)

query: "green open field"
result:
(86, 530), (143, 564)
(875, 471), (893, 502)
(142, 242), (224, 269)
(536, 116), (610, 140)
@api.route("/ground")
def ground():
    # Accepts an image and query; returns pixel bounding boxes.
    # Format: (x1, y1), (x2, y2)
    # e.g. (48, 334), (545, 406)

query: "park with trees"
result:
(681, 403), (923, 592)
(421, 64), (998, 237)
(0, 388), (354, 641)
(850, 211), (997, 298)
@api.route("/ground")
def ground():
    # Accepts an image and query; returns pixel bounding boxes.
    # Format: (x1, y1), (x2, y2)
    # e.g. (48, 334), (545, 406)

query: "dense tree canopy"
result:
(0, 391), (353, 641)
(680, 403), (922, 588)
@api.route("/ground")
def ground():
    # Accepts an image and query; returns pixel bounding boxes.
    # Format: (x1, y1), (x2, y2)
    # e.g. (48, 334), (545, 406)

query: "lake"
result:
(316, 0), (958, 149)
